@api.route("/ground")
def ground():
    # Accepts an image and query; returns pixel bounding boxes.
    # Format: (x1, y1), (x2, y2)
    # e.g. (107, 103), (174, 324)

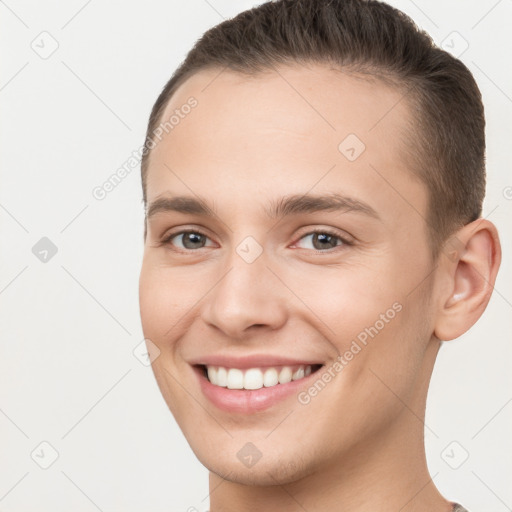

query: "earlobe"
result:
(434, 219), (501, 341)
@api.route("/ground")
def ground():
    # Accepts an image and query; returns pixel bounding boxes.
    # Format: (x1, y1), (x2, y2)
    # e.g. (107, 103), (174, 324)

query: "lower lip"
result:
(193, 366), (322, 414)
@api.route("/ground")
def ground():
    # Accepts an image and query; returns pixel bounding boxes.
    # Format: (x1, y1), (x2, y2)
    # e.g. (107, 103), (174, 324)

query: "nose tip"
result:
(200, 255), (288, 338)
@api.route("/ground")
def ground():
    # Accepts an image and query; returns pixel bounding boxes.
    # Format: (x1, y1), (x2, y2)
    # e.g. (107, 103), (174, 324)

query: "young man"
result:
(138, 0), (501, 510)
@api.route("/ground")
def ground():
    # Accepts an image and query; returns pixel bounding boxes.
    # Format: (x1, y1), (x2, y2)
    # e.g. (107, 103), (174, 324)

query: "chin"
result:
(195, 445), (317, 486)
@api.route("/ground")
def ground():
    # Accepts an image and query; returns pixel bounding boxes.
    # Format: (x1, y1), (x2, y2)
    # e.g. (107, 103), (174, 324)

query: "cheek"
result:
(346, 288), (434, 413)
(286, 263), (396, 344)
(139, 262), (179, 341)
(139, 260), (212, 341)
(297, 261), (430, 388)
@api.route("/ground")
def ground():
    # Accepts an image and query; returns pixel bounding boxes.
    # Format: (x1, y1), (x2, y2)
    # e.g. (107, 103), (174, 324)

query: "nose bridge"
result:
(202, 239), (287, 336)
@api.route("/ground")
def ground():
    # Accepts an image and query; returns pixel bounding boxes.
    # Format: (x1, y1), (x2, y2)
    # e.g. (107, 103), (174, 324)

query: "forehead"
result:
(146, 63), (426, 225)
(157, 64), (412, 156)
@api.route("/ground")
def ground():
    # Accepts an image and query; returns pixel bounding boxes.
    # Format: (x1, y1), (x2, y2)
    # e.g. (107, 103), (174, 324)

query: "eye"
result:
(292, 229), (352, 251)
(159, 228), (352, 252)
(162, 230), (215, 250)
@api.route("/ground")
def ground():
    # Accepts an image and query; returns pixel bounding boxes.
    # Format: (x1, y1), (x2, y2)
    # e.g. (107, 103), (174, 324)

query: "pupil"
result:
(184, 233), (204, 249)
(314, 233), (336, 250)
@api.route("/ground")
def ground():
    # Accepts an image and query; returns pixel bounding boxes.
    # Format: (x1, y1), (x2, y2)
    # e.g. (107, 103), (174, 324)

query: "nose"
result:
(200, 249), (288, 339)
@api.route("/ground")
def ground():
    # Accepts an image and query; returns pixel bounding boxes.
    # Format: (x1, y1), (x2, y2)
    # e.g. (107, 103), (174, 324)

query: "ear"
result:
(434, 219), (501, 341)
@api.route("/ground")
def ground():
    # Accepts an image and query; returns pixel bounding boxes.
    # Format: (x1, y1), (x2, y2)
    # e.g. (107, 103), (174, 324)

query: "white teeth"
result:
(217, 366), (227, 387)
(244, 368), (263, 390)
(263, 368), (279, 387)
(205, 364), (315, 389)
(278, 366), (292, 384)
(292, 367), (305, 381)
(227, 368), (244, 389)
(207, 366), (217, 384)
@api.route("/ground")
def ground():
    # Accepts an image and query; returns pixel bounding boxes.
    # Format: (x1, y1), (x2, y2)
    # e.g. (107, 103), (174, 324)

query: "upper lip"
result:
(189, 354), (324, 369)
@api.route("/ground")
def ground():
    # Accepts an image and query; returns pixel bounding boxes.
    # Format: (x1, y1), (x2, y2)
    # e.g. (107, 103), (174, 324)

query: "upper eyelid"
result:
(294, 226), (353, 240)
(161, 225), (215, 240)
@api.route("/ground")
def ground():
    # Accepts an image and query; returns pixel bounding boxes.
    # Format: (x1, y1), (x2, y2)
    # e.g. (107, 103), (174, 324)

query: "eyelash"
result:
(292, 228), (354, 251)
(159, 228), (353, 253)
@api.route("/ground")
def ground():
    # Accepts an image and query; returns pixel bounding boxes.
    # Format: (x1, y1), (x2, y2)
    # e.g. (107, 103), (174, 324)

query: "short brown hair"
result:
(141, 0), (485, 257)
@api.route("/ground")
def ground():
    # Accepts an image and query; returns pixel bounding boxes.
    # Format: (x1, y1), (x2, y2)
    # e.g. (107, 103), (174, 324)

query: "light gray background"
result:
(1, 1), (510, 511)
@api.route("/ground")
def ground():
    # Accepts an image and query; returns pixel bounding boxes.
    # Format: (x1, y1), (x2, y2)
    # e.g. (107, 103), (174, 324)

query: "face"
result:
(139, 64), (440, 486)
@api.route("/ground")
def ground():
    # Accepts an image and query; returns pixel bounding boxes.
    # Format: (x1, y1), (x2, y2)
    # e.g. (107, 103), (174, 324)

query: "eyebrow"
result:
(146, 193), (380, 220)
(147, 195), (216, 218)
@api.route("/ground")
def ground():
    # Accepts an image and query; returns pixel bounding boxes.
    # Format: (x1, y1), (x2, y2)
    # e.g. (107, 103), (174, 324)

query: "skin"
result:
(138, 63), (501, 512)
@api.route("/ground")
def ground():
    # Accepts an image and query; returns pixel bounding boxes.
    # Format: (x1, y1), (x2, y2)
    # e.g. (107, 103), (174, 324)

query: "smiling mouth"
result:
(198, 364), (323, 390)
